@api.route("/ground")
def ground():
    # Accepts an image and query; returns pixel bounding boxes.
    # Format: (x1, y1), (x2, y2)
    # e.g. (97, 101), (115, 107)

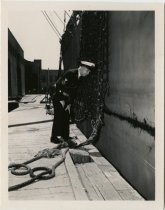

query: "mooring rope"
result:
(8, 129), (101, 192)
(8, 144), (68, 191)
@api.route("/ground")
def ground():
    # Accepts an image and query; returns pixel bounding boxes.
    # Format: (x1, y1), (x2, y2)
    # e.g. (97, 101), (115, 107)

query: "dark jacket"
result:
(50, 68), (79, 105)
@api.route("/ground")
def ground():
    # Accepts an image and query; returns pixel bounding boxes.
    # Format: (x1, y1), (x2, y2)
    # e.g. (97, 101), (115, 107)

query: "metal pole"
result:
(48, 68), (50, 88)
(57, 10), (65, 78)
(58, 51), (62, 78)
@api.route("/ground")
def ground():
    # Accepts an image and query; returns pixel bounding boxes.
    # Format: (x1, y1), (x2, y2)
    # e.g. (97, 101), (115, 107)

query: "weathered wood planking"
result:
(103, 171), (133, 191)
(9, 188), (75, 200)
(81, 162), (122, 200)
(88, 148), (134, 191)
(9, 188), (50, 200)
(70, 124), (87, 143)
(118, 189), (144, 200)
(83, 144), (96, 151)
(65, 152), (88, 200)
(76, 164), (104, 200)
(86, 142), (144, 199)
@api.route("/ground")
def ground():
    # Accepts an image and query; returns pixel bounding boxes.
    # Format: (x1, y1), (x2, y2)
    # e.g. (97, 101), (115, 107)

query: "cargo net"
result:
(73, 67), (107, 123)
(72, 11), (109, 145)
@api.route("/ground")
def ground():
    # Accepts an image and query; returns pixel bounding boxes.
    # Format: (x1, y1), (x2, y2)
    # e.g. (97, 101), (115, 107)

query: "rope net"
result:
(72, 11), (109, 131)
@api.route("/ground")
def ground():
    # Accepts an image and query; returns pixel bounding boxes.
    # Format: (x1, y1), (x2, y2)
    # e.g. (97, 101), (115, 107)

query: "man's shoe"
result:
(50, 137), (62, 144)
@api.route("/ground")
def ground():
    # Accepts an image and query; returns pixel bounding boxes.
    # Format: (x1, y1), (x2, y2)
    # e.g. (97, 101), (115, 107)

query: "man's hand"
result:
(65, 104), (71, 114)
(60, 100), (65, 108)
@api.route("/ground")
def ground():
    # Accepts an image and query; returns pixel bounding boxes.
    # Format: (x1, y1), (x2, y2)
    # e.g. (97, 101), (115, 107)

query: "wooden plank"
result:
(70, 124), (77, 129)
(70, 126), (86, 144)
(9, 188), (50, 200)
(81, 162), (122, 200)
(70, 127), (87, 143)
(83, 144), (96, 151)
(49, 186), (73, 193)
(98, 164), (117, 173)
(118, 189), (144, 200)
(44, 192), (75, 200)
(87, 146), (143, 199)
(49, 186), (75, 200)
(76, 164), (104, 200)
(103, 171), (133, 191)
(76, 134), (87, 143)
(9, 187), (75, 200)
(65, 152), (88, 200)
(89, 148), (145, 200)
(72, 129), (83, 135)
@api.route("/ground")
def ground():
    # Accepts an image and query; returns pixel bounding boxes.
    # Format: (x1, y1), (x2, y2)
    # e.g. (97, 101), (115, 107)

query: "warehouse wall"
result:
(24, 59), (41, 94)
(8, 29), (25, 98)
(96, 11), (155, 200)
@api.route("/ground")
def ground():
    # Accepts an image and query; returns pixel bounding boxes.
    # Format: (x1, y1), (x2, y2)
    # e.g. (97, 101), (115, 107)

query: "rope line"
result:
(53, 10), (65, 25)
(8, 144), (68, 191)
(44, 11), (62, 37)
(42, 11), (61, 40)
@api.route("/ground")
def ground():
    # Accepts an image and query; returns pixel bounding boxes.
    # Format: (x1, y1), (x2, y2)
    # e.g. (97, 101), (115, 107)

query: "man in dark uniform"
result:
(49, 61), (95, 147)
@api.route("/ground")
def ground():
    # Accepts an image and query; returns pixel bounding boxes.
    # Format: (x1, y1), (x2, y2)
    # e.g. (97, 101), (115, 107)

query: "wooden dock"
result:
(8, 95), (144, 200)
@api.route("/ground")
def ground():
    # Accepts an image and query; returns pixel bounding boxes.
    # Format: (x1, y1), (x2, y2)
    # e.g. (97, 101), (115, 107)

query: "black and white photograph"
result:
(0, 2), (164, 210)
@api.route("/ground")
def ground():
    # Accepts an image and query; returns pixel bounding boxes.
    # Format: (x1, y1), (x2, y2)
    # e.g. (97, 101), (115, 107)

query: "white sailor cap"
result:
(80, 61), (95, 69)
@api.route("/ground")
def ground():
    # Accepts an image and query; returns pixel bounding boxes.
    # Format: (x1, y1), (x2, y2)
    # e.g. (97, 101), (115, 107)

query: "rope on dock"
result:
(8, 144), (68, 191)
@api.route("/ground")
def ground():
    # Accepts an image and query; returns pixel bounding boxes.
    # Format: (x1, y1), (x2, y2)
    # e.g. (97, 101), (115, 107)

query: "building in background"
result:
(8, 29), (25, 99)
(40, 69), (59, 93)
(24, 59), (42, 94)
(24, 60), (59, 94)
(8, 29), (59, 108)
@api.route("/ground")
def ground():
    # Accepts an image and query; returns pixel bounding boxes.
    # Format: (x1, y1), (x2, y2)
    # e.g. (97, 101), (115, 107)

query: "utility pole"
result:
(58, 50), (62, 78)
(47, 68), (50, 91)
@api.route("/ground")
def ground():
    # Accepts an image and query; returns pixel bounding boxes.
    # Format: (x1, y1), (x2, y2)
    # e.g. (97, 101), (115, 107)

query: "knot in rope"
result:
(8, 147), (69, 191)
(34, 147), (61, 158)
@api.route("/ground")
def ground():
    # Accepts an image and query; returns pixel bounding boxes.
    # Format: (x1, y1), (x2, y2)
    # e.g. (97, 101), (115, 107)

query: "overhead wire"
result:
(53, 10), (72, 35)
(42, 11), (60, 39)
(53, 10), (65, 26)
(65, 10), (71, 19)
(42, 11), (61, 40)
(44, 11), (62, 38)
(65, 10), (75, 26)
(48, 11), (62, 36)
(64, 11), (66, 32)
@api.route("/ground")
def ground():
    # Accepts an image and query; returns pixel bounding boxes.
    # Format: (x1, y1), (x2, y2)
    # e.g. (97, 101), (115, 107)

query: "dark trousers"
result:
(51, 100), (70, 141)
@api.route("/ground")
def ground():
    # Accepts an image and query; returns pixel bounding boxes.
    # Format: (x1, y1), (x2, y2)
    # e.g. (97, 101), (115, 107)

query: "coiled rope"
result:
(8, 126), (102, 192)
(8, 144), (69, 192)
